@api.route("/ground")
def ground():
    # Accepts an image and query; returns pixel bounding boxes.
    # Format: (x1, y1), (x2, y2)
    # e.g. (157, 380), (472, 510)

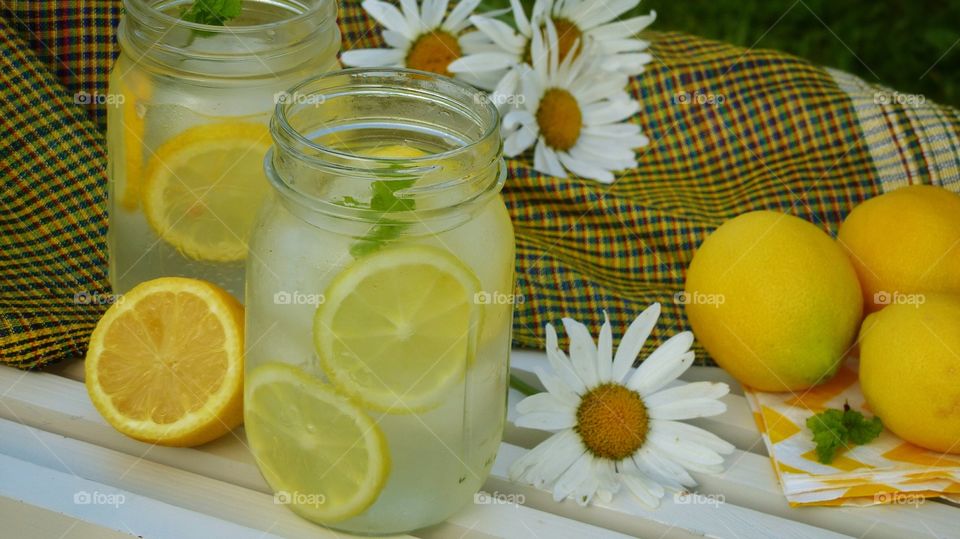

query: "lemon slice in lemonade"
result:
(314, 245), (482, 413)
(245, 363), (390, 523)
(142, 122), (271, 262)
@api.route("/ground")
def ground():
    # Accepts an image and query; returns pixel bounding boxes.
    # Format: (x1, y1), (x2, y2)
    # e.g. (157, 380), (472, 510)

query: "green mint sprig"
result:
(806, 402), (883, 464)
(180, 0), (242, 26)
(340, 178), (417, 258)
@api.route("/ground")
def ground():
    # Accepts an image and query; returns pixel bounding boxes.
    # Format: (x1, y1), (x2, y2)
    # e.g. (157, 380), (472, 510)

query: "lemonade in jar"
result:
(244, 69), (515, 534)
(107, 0), (340, 298)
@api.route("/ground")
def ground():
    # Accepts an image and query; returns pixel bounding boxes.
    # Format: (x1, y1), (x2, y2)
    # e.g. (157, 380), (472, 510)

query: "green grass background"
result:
(482, 0), (960, 107)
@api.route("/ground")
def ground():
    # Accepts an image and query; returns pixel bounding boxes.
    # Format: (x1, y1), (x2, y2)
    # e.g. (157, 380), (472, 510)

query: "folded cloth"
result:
(746, 357), (960, 506)
(3, 1), (960, 369)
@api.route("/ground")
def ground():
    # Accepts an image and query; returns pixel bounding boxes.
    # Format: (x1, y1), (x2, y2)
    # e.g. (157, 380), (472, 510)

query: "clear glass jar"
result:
(244, 68), (515, 534)
(107, 0), (340, 298)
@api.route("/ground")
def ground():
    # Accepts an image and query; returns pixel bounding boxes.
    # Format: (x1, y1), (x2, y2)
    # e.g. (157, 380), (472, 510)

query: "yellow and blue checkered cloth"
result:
(2, 1), (960, 369)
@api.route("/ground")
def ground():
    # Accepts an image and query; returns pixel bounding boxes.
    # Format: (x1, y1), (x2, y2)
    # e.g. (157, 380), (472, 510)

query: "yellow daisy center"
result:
(536, 88), (582, 151)
(575, 383), (649, 461)
(406, 30), (462, 76)
(552, 18), (583, 62)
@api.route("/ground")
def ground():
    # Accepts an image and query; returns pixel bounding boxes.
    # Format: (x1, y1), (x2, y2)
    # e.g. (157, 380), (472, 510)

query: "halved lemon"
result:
(314, 245), (482, 413)
(84, 277), (244, 447)
(141, 122), (272, 262)
(245, 363), (390, 523)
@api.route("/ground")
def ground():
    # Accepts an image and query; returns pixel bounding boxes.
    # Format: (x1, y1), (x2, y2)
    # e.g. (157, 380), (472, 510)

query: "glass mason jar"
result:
(107, 0), (340, 298)
(244, 68), (515, 534)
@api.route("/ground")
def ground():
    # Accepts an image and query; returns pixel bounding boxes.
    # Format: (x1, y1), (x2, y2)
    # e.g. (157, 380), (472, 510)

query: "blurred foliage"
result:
(478, 0), (960, 106)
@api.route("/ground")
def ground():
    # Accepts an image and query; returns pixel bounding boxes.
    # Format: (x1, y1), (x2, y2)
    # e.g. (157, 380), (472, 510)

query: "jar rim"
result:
(272, 67), (501, 166)
(266, 67), (505, 223)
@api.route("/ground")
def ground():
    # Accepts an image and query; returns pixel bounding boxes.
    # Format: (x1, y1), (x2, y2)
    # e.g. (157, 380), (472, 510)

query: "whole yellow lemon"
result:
(838, 185), (960, 313)
(859, 295), (960, 454)
(684, 211), (863, 392)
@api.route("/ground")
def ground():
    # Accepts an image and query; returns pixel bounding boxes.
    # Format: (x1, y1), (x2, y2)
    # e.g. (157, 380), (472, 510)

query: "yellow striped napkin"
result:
(744, 357), (960, 506)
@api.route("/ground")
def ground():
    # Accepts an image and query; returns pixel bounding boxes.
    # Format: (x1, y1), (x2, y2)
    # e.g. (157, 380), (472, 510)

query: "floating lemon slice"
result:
(115, 64), (151, 211)
(314, 245), (482, 413)
(141, 122), (271, 262)
(245, 363), (390, 523)
(84, 277), (244, 446)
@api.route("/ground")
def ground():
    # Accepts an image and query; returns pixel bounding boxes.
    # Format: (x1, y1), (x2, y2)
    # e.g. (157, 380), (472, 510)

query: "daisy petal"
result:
(516, 391), (576, 415)
(340, 48), (406, 67)
(552, 452), (594, 502)
(514, 409), (577, 430)
(447, 51), (518, 74)
(546, 323), (587, 394)
(596, 38), (652, 55)
(381, 29), (410, 49)
(649, 430), (727, 468)
(399, 0), (421, 33)
(561, 317), (600, 388)
(504, 121), (538, 156)
(591, 11), (657, 40)
(650, 420), (736, 455)
(583, 98), (641, 125)
(595, 312), (613, 381)
(635, 447), (697, 488)
(509, 430), (583, 486)
(443, 0), (482, 32)
(470, 15), (526, 53)
(422, 0), (447, 28)
(535, 142), (567, 178)
(611, 303), (660, 383)
(647, 397), (727, 420)
(362, 0), (411, 36)
(582, 123), (640, 137)
(643, 381), (730, 410)
(557, 151), (615, 183)
(620, 471), (663, 508)
(574, 0), (638, 30)
(508, 430), (586, 488)
(510, 0), (531, 35)
(627, 332), (695, 396)
(534, 367), (578, 403)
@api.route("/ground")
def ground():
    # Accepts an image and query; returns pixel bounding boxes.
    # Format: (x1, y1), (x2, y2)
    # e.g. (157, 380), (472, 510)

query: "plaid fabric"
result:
(2, 1), (960, 369)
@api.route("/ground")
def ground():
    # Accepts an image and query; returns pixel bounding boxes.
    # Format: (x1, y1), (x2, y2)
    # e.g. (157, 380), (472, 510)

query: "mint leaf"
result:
(341, 178), (417, 257)
(806, 403), (883, 464)
(807, 408), (846, 464)
(180, 0), (242, 26)
(846, 408), (884, 445)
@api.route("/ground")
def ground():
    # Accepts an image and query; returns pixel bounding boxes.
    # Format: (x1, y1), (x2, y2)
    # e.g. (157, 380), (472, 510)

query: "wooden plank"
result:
(0, 418), (391, 539)
(1, 366), (848, 539)
(0, 413), (632, 539)
(0, 453), (286, 539)
(0, 494), (135, 539)
(488, 444), (850, 539)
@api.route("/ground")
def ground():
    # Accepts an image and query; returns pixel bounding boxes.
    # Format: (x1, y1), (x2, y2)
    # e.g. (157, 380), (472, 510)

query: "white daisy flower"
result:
(500, 22), (648, 183)
(448, 0), (656, 97)
(341, 0), (483, 77)
(508, 304), (735, 507)
(547, 0), (657, 74)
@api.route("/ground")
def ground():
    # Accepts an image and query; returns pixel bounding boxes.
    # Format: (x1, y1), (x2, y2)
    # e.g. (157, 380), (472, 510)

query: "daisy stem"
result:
(509, 374), (540, 396)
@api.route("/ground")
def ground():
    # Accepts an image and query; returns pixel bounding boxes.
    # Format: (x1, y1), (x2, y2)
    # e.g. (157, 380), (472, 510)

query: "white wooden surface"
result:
(0, 351), (957, 539)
